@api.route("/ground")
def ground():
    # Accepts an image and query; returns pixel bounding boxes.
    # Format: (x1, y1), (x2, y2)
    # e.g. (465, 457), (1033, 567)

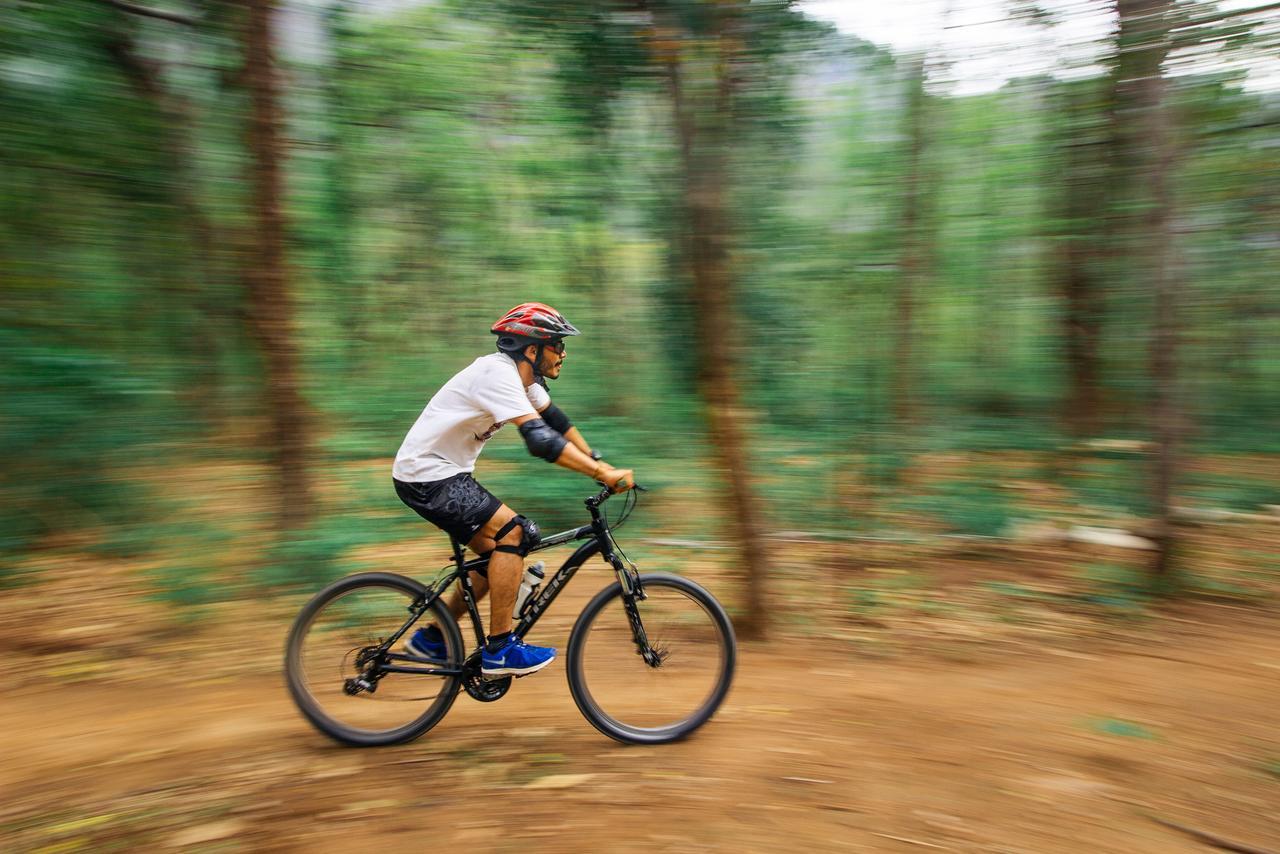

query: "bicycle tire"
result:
(566, 572), (735, 745)
(284, 571), (463, 747)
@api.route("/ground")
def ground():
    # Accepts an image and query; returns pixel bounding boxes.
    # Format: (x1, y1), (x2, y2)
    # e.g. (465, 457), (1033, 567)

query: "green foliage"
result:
(1184, 474), (1280, 511)
(0, 329), (169, 556)
(3, 0), (1277, 591)
(94, 518), (237, 560)
(751, 442), (860, 530)
(919, 418), (1064, 453)
(257, 514), (424, 590)
(1064, 459), (1155, 517)
(1074, 561), (1189, 612)
(897, 481), (1017, 537)
(864, 451), (911, 488)
(146, 563), (224, 610)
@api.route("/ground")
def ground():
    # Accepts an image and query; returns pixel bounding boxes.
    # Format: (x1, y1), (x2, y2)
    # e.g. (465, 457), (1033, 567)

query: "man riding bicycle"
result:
(392, 303), (634, 679)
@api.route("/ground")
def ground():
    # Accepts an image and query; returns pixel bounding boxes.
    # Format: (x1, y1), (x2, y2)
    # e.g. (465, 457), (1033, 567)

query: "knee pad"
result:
(491, 515), (541, 557)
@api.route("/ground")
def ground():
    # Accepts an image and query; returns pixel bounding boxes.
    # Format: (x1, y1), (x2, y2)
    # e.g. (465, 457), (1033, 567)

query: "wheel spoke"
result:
(286, 575), (463, 745)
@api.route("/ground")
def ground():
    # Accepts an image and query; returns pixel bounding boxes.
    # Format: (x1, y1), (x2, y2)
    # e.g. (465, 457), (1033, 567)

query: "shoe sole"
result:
(482, 657), (555, 679)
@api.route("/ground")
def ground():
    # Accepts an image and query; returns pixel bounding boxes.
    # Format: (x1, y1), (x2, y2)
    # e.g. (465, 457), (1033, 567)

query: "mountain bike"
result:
(284, 484), (736, 746)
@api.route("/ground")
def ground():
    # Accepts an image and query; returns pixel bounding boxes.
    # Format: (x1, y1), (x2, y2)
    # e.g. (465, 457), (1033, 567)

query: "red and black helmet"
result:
(491, 302), (580, 351)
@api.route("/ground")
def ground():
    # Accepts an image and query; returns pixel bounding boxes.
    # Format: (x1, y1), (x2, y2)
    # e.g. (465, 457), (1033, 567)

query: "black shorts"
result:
(394, 473), (503, 545)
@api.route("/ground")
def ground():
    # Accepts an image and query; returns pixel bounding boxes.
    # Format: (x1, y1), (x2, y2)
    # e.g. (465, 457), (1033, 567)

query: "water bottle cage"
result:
(518, 584), (541, 617)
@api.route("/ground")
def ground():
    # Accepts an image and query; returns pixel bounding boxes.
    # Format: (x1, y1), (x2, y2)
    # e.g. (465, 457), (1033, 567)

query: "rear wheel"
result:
(284, 572), (463, 746)
(566, 572), (735, 744)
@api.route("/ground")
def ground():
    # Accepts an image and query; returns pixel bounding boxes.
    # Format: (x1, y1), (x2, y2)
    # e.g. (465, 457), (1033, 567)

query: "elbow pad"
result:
(518, 418), (567, 462)
(540, 403), (572, 435)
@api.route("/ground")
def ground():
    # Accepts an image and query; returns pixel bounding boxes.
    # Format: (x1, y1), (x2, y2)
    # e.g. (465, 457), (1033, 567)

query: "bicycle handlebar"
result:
(586, 482), (646, 507)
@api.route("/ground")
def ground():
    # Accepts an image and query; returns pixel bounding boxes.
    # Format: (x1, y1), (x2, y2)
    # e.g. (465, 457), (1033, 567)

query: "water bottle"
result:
(512, 561), (545, 619)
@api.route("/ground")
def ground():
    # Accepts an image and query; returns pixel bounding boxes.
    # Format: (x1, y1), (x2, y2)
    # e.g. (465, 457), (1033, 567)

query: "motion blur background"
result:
(2, 0), (1278, 850)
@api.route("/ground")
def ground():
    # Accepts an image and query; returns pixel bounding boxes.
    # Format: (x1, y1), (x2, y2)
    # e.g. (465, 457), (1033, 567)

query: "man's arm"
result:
(513, 412), (633, 492)
(537, 402), (595, 459)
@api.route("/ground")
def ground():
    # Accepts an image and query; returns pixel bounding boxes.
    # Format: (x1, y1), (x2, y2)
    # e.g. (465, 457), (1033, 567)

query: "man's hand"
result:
(595, 464), (635, 494)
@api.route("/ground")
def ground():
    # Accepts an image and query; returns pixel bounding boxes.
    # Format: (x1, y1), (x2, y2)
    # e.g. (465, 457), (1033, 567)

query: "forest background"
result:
(2, 0), (1278, 639)
(3, 0), (1280, 849)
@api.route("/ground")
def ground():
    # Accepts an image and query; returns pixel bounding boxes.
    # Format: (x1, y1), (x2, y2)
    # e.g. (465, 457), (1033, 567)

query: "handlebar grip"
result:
(592, 481), (644, 494)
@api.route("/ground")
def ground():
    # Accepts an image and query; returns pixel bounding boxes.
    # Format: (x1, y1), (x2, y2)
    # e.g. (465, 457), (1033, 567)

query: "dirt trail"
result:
(4, 596), (1278, 853)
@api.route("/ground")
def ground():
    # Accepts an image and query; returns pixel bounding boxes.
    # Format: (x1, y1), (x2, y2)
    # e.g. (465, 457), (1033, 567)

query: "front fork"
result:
(606, 549), (662, 668)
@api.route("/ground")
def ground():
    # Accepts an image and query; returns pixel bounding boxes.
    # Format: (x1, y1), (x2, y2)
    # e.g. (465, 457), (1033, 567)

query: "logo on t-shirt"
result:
(474, 421), (506, 442)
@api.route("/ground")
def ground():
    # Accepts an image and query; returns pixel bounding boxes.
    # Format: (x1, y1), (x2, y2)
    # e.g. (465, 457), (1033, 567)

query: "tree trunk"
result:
(1052, 84), (1108, 437)
(655, 5), (770, 639)
(1114, 0), (1181, 576)
(243, 0), (312, 530)
(1143, 60), (1181, 579)
(893, 56), (928, 429)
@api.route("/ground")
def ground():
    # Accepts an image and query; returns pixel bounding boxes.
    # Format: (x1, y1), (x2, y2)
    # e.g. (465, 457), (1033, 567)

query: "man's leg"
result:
(408, 513), (510, 658)
(465, 505), (555, 677)
(442, 566), (488, 621)
(425, 530), (492, 626)
(467, 505), (523, 639)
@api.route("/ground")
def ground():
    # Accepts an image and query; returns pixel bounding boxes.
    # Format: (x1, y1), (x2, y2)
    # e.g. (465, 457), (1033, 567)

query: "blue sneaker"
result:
(404, 627), (447, 663)
(481, 635), (556, 678)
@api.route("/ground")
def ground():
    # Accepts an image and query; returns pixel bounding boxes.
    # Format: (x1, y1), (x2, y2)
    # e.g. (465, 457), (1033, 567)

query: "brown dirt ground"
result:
(3, 572), (1278, 852)
(2, 457), (1278, 853)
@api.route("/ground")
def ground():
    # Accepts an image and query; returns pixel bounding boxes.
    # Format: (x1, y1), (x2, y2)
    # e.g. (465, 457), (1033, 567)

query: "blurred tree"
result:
(98, 3), (230, 414)
(645, 0), (774, 638)
(320, 0), (360, 364)
(1111, 0), (1181, 576)
(534, 4), (636, 414)
(892, 54), (930, 429)
(498, 0), (799, 635)
(4, 0), (1276, 586)
(243, 0), (312, 530)
(1047, 79), (1109, 438)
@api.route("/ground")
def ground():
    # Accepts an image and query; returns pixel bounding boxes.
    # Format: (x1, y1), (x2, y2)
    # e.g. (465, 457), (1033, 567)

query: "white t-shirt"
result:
(393, 352), (551, 482)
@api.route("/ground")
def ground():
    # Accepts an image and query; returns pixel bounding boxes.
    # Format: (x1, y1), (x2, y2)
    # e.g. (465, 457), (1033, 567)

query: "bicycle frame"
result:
(368, 486), (643, 679)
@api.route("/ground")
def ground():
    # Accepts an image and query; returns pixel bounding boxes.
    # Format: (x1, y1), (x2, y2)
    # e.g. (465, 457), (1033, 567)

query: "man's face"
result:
(535, 340), (565, 380)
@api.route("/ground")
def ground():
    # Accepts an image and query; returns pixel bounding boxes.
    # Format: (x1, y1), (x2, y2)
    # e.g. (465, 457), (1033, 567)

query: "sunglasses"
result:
(545, 340), (566, 355)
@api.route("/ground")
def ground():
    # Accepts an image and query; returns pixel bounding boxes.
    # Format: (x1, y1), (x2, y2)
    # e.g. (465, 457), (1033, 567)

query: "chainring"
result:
(463, 671), (512, 702)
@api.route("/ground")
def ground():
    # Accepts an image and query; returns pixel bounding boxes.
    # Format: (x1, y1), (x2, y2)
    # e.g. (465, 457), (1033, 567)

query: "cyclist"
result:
(392, 302), (634, 678)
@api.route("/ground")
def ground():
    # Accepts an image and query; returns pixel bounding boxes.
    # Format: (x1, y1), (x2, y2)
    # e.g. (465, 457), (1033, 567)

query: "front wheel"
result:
(566, 572), (736, 744)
